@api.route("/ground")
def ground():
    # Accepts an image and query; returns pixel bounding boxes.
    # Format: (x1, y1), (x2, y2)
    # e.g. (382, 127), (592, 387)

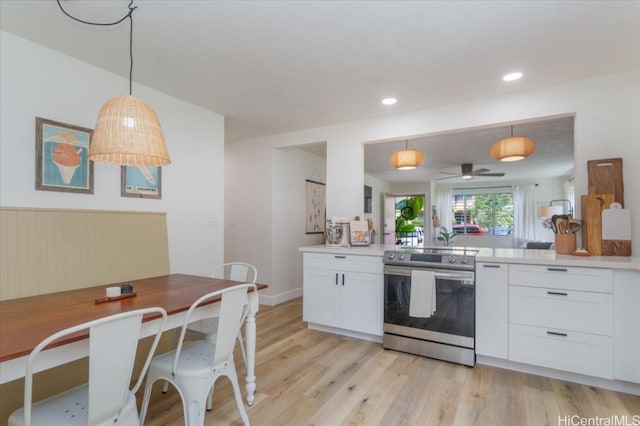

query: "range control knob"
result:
(448, 255), (457, 263)
(388, 253), (395, 259)
(460, 256), (469, 264)
(399, 254), (406, 260)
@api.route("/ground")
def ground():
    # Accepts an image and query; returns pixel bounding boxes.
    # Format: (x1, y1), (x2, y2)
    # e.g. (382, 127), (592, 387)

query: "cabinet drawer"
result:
(509, 324), (613, 379)
(303, 253), (383, 274)
(509, 264), (612, 293)
(509, 285), (613, 335)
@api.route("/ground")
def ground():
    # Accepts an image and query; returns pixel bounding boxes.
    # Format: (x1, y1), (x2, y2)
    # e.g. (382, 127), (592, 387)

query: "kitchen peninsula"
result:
(299, 244), (640, 395)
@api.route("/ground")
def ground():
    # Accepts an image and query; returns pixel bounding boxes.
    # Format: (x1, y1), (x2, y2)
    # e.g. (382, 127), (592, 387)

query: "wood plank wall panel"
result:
(0, 207), (170, 301)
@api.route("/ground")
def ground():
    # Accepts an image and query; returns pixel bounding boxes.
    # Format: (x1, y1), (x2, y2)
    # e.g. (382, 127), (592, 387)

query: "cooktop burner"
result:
(383, 247), (478, 270)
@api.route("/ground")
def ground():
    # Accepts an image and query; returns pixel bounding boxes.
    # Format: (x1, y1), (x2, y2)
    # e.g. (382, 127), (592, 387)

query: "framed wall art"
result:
(305, 179), (325, 234)
(35, 117), (94, 194)
(121, 166), (162, 199)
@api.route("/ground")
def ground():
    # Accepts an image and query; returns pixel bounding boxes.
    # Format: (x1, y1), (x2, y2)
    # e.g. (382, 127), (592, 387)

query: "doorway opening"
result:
(394, 195), (425, 246)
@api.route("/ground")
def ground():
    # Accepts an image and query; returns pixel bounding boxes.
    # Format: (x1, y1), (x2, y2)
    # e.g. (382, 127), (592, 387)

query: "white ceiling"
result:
(364, 115), (575, 184)
(1, 1), (638, 183)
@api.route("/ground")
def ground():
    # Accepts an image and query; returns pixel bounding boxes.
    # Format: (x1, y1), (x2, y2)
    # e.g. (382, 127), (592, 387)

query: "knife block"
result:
(555, 233), (576, 254)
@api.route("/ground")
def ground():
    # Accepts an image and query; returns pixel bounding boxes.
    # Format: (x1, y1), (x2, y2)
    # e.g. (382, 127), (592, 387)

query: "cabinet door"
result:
(614, 270), (640, 383)
(476, 262), (508, 359)
(340, 271), (383, 336)
(303, 268), (340, 327)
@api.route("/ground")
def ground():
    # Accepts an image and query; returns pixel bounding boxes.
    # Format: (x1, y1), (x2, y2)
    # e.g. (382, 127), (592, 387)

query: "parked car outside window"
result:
(452, 224), (484, 235)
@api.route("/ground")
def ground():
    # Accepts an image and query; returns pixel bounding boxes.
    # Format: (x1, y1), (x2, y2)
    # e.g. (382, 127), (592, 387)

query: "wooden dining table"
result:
(0, 273), (268, 405)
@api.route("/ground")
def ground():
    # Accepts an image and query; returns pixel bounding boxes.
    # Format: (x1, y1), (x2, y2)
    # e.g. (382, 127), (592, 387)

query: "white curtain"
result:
(514, 184), (537, 241)
(435, 189), (453, 232)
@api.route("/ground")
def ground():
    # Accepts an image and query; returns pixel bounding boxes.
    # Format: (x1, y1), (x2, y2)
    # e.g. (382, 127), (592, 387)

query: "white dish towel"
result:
(409, 270), (437, 318)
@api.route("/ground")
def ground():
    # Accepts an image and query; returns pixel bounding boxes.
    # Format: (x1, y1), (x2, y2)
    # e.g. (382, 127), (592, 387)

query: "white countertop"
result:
(299, 244), (640, 271)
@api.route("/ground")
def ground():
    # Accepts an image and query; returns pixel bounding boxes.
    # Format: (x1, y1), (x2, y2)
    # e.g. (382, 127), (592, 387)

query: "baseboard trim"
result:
(307, 323), (383, 343)
(477, 355), (640, 396)
(259, 287), (302, 306)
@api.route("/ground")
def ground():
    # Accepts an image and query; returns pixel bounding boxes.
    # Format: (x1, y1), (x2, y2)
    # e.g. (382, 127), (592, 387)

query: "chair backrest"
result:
(212, 262), (257, 284)
(173, 283), (257, 374)
(23, 307), (167, 426)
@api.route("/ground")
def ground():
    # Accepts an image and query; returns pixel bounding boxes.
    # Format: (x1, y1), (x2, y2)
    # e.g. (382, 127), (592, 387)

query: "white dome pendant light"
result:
(389, 139), (425, 170)
(490, 125), (535, 162)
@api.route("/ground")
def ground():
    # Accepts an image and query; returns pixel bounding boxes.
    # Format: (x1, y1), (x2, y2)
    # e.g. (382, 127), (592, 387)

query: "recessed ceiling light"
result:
(381, 97), (397, 105)
(503, 72), (523, 82)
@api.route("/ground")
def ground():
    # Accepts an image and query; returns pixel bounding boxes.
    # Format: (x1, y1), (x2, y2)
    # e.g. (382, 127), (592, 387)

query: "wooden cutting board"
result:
(581, 193), (614, 256)
(587, 158), (624, 207)
(601, 202), (631, 256)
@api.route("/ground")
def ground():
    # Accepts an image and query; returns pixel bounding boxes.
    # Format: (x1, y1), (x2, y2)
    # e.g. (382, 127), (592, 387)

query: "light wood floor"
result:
(140, 298), (640, 426)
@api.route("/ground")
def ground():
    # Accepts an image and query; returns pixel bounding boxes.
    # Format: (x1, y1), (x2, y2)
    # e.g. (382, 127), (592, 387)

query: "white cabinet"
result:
(508, 264), (614, 379)
(509, 285), (613, 335)
(613, 270), (640, 383)
(509, 264), (612, 292)
(476, 262), (508, 359)
(303, 267), (340, 327)
(508, 324), (613, 379)
(303, 253), (383, 338)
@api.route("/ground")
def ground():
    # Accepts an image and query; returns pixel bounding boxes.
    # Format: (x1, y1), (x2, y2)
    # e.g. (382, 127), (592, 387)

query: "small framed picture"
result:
(305, 179), (325, 234)
(350, 220), (370, 246)
(35, 117), (94, 194)
(121, 166), (161, 199)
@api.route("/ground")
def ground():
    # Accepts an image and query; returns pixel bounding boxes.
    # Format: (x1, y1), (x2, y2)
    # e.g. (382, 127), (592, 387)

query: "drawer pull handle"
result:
(547, 267), (568, 272)
(335, 255), (346, 259)
(547, 291), (568, 296)
(546, 331), (568, 337)
(335, 273), (338, 285)
(342, 274), (345, 286)
(482, 264), (501, 268)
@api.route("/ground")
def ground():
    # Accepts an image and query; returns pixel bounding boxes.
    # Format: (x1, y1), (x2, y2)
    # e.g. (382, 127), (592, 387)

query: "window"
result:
(451, 192), (513, 236)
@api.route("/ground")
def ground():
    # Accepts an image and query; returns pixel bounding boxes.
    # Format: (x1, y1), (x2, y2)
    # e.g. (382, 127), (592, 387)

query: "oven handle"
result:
(384, 265), (475, 281)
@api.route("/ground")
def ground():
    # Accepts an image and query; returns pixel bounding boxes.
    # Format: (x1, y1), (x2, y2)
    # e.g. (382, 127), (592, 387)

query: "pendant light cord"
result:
(56, 0), (137, 95)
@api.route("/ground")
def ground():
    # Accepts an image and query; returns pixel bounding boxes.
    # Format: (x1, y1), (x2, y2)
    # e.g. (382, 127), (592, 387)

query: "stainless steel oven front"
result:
(383, 263), (475, 366)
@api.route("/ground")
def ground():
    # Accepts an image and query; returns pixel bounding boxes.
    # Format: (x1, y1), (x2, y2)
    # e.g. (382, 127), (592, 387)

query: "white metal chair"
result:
(162, 262), (257, 405)
(140, 283), (256, 426)
(8, 307), (167, 426)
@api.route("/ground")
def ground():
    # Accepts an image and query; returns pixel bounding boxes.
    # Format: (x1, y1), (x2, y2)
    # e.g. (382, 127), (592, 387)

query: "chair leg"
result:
(139, 378), (156, 425)
(162, 331), (181, 394)
(179, 380), (211, 426)
(206, 383), (215, 411)
(227, 367), (250, 426)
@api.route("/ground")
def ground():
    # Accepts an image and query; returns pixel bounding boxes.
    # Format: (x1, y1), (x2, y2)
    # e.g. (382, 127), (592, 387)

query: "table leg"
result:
(244, 291), (260, 406)
(244, 298), (257, 405)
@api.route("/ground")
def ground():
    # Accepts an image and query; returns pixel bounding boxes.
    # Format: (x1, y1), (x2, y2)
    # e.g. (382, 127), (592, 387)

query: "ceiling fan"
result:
(436, 163), (505, 180)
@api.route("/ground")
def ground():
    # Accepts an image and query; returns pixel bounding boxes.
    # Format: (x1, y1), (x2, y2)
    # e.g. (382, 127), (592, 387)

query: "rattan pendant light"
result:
(389, 140), (425, 170)
(57, 0), (171, 166)
(91, 94), (170, 166)
(490, 125), (535, 162)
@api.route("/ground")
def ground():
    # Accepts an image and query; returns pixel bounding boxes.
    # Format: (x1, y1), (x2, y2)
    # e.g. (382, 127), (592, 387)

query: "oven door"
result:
(383, 264), (475, 349)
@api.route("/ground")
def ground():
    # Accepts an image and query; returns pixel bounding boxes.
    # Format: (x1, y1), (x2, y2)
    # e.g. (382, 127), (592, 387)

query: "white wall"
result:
(0, 32), (225, 277)
(270, 147), (326, 304)
(227, 69), (640, 303)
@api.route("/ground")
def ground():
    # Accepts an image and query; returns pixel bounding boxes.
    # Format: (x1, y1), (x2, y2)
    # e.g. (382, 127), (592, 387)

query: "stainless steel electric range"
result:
(383, 247), (477, 366)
